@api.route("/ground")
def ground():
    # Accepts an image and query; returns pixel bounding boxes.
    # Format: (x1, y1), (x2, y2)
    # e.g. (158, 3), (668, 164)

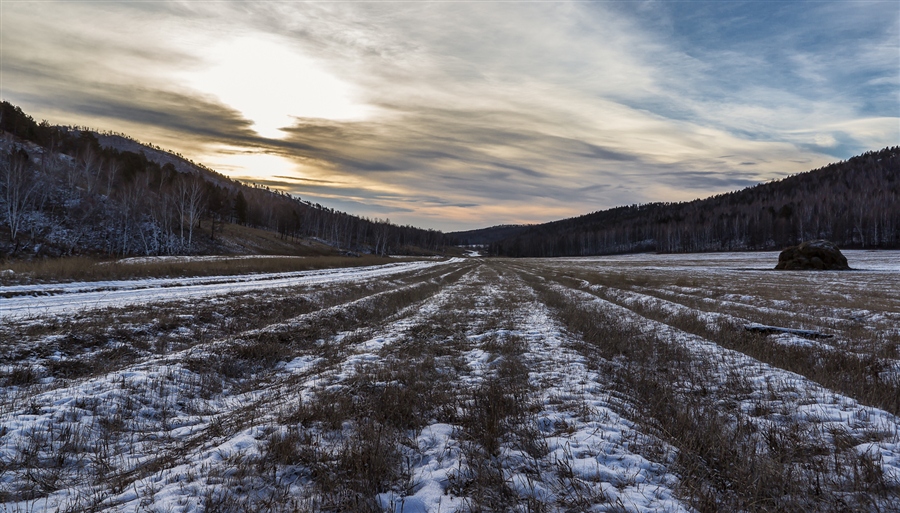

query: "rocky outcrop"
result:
(775, 240), (850, 270)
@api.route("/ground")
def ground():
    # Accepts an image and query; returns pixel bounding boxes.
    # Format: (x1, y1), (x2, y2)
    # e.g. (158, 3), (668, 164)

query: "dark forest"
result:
(488, 147), (899, 257)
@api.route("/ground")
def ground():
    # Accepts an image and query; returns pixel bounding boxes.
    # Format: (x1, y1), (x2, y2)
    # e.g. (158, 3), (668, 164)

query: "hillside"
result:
(490, 147), (900, 257)
(93, 133), (236, 191)
(0, 102), (451, 259)
(449, 224), (530, 246)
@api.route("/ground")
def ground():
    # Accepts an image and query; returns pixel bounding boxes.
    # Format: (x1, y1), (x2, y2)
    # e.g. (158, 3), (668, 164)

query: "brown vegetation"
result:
(1, 256), (898, 511)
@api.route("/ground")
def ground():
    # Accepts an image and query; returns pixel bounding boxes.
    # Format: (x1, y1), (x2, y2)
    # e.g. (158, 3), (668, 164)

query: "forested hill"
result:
(491, 147), (900, 257)
(0, 102), (450, 258)
(449, 224), (530, 246)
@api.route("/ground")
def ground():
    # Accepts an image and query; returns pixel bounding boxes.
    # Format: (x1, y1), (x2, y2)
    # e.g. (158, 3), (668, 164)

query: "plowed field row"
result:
(2, 254), (897, 512)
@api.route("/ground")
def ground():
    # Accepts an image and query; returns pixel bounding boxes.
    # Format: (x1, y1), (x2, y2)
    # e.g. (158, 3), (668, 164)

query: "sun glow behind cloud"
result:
(2, 0), (897, 231)
(206, 149), (300, 185)
(179, 37), (370, 139)
(204, 145), (410, 211)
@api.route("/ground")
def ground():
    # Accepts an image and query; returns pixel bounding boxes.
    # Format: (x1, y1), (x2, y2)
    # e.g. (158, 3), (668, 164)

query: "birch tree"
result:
(1, 150), (39, 245)
(177, 176), (205, 247)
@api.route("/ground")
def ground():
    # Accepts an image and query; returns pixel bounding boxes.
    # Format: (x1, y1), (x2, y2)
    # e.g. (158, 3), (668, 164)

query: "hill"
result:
(491, 147), (900, 257)
(0, 102), (451, 259)
(448, 224), (530, 246)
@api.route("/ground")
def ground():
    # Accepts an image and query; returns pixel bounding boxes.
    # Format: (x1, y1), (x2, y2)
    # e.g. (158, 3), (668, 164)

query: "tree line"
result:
(0, 102), (451, 258)
(491, 147), (900, 257)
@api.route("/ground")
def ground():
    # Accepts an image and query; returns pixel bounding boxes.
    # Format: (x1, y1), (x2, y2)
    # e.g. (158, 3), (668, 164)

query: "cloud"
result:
(1, 0), (896, 230)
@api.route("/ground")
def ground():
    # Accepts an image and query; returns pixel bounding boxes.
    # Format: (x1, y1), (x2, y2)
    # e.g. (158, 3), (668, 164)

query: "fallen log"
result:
(744, 324), (833, 339)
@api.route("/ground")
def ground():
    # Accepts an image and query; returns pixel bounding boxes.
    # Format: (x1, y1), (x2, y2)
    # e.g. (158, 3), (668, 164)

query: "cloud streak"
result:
(2, 0), (897, 230)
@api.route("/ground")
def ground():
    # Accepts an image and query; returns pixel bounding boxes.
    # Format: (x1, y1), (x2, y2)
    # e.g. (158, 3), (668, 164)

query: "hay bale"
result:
(775, 240), (850, 270)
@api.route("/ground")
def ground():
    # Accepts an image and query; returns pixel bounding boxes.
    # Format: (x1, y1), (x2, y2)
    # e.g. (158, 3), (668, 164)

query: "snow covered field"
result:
(1, 252), (898, 512)
(0, 260), (458, 319)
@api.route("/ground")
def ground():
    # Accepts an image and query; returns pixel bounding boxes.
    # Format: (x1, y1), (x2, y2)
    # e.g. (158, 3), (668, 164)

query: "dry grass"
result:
(0, 262), (477, 511)
(264, 280), (478, 510)
(562, 269), (900, 416)
(569, 266), (900, 334)
(525, 268), (898, 512)
(209, 222), (339, 257)
(3, 256), (898, 511)
(0, 265), (468, 436)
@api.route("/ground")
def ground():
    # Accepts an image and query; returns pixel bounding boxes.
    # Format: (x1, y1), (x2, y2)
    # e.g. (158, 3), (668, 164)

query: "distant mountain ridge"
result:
(489, 147), (900, 257)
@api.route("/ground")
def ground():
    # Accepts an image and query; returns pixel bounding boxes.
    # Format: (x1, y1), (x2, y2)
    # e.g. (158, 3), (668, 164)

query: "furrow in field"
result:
(0, 263), (472, 511)
(555, 273), (900, 417)
(534, 273), (900, 511)
(378, 263), (691, 512)
(312, 264), (500, 512)
(642, 271), (900, 323)
(4, 253), (898, 512)
(606, 281), (900, 357)
(122, 262), (478, 511)
(0, 264), (455, 415)
(583, 273), (897, 359)
(371, 263), (540, 512)
(503, 269), (690, 512)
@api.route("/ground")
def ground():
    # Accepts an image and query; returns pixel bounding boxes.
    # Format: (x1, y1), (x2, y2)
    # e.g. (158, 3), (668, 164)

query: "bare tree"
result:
(176, 176), (205, 247)
(104, 159), (120, 197)
(1, 150), (40, 248)
(78, 145), (101, 194)
(117, 182), (144, 256)
(151, 186), (176, 254)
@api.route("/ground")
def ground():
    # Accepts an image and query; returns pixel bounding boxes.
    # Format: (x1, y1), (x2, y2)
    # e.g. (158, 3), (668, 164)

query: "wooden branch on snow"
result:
(744, 324), (833, 339)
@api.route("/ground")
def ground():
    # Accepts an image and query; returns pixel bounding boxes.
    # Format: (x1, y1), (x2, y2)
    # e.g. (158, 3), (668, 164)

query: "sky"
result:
(1, 0), (898, 231)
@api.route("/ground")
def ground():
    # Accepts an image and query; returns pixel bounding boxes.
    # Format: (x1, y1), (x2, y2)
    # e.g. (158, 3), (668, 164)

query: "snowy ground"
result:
(1, 252), (898, 512)
(0, 260), (459, 319)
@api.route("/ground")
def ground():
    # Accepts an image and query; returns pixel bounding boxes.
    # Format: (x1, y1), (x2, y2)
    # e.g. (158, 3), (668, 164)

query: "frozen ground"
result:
(0, 260), (459, 319)
(1, 252), (898, 512)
